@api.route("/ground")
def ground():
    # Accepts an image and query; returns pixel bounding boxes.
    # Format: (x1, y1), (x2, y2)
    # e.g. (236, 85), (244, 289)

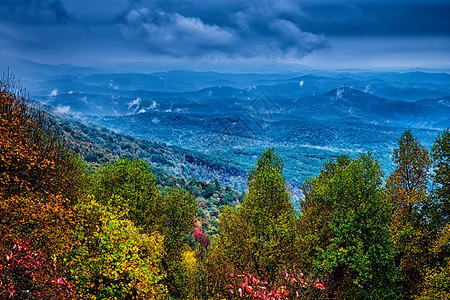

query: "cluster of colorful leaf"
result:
(2, 239), (75, 298)
(228, 272), (325, 299)
(192, 226), (209, 248)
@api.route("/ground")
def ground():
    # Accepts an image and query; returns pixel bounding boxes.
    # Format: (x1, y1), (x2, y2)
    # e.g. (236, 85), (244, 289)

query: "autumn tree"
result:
(386, 130), (431, 298)
(417, 224), (450, 300)
(417, 129), (450, 299)
(0, 71), (85, 201)
(428, 129), (450, 235)
(67, 196), (167, 299)
(87, 158), (198, 299)
(0, 71), (84, 298)
(299, 154), (398, 299)
(212, 148), (298, 296)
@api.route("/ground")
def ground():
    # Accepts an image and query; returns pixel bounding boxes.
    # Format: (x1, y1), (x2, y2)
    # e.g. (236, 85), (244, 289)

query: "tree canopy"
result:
(300, 153), (398, 299)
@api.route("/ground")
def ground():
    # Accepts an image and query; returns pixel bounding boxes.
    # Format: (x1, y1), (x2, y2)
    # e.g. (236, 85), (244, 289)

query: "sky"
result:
(0, 0), (449, 72)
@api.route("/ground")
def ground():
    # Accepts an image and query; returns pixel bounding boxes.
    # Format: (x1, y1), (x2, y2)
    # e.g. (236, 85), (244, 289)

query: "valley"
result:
(4, 59), (448, 195)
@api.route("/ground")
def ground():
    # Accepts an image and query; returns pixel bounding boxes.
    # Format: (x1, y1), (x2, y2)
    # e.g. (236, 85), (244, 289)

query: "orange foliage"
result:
(0, 76), (82, 298)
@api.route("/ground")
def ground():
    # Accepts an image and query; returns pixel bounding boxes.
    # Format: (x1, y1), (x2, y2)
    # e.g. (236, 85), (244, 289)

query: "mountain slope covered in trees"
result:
(1, 72), (449, 299)
(46, 106), (247, 189)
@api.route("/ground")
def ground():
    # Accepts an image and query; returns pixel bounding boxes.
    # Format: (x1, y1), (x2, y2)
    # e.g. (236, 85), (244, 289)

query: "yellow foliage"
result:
(182, 250), (199, 297)
(69, 196), (168, 299)
(1, 83), (81, 298)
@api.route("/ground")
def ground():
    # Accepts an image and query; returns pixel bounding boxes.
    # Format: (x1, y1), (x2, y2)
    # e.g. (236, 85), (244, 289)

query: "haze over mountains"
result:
(2, 57), (449, 193)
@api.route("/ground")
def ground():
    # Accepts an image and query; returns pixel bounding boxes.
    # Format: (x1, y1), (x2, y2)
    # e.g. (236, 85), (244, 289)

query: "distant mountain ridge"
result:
(82, 86), (445, 188)
(93, 86), (450, 130)
(283, 87), (450, 127)
(1, 60), (447, 192)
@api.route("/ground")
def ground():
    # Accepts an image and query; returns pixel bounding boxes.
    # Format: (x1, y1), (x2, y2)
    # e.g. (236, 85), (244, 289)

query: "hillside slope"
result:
(45, 106), (247, 190)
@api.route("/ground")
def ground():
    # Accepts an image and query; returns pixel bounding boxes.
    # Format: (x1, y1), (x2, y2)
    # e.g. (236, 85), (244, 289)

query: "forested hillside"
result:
(45, 106), (247, 238)
(45, 106), (247, 190)
(1, 73), (449, 299)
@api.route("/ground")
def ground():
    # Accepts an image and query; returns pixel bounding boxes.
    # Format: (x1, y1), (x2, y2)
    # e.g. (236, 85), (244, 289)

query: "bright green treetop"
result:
(90, 157), (162, 231)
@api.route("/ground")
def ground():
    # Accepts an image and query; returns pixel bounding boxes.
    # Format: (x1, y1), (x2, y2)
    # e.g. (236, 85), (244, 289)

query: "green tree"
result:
(386, 130), (431, 298)
(160, 187), (198, 299)
(89, 157), (162, 231)
(299, 153), (398, 299)
(89, 158), (198, 299)
(213, 148), (297, 294)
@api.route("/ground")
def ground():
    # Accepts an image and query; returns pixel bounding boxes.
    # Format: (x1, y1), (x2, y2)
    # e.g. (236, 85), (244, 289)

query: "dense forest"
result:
(1, 73), (449, 299)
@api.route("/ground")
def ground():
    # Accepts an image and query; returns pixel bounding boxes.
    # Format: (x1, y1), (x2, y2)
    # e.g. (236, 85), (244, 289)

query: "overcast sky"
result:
(0, 0), (449, 71)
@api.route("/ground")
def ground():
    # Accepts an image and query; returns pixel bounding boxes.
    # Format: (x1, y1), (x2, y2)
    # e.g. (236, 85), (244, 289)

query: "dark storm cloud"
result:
(0, 0), (72, 23)
(118, 0), (328, 58)
(0, 0), (448, 69)
(299, 0), (450, 37)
